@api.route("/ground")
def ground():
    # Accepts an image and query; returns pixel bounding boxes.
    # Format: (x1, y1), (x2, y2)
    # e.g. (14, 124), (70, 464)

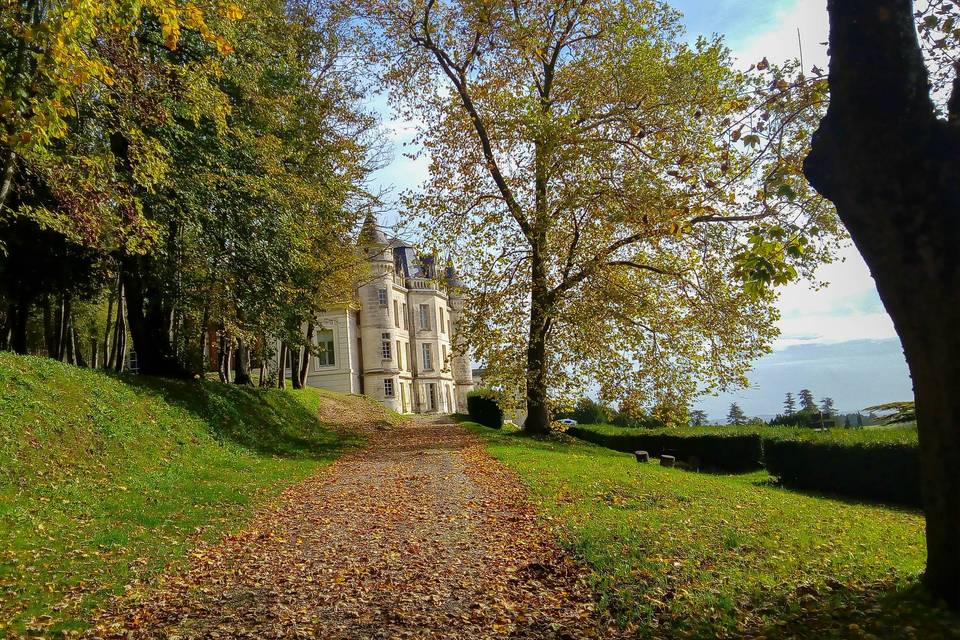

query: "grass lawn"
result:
(0, 353), (376, 636)
(464, 421), (959, 639)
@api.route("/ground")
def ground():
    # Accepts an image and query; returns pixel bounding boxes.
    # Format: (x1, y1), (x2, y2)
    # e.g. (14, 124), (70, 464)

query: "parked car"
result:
(558, 418), (578, 426)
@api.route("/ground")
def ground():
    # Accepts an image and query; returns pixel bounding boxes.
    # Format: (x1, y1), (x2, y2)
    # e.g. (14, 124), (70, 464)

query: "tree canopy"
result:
(361, 0), (841, 432)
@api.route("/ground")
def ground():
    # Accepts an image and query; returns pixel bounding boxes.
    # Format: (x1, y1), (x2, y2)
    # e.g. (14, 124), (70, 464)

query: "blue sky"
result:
(365, 0), (915, 418)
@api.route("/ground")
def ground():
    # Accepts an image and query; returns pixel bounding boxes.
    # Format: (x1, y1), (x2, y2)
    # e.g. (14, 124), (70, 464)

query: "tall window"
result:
(314, 330), (335, 368)
(442, 344), (448, 367)
(419, 304), (431, 330)
(384, 378), (394, 397)
(422, 343), (433, 370)
(396, 340), (402, 369)
(393, 300), (400, 327)
(378, 288), (387, 306)
(439, 307), (445, 333)
(402, 303), (408, 329)
(381, 332), (392, 359)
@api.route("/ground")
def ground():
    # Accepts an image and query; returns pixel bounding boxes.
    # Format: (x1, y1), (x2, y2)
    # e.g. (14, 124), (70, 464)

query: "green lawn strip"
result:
(0, 353), (365, 635)
(464, 421), (958, 638)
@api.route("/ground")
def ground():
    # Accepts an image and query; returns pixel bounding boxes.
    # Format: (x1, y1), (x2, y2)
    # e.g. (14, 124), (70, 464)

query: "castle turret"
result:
(446, 258), (474, 412)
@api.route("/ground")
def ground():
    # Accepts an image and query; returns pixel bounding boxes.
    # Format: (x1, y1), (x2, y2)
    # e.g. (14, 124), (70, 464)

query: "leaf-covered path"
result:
(87, 417), (611, 639)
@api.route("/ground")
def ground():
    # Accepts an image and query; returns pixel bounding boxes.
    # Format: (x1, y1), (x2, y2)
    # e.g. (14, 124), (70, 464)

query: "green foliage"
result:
(568, 425), (763, 472)
(465, 422), (955, 638)
(572, 422), (921, 503)
(0, 352), (364, 634)
(864, 401), (917, 425)
(763, 433), (921, 506)
(466, 389), (504, 429)
(557, 397), (613, 425)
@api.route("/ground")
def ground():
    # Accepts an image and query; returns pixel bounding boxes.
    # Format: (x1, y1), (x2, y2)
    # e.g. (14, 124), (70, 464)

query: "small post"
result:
(660, 455), (675, 467)
(634, 451), (649, 463)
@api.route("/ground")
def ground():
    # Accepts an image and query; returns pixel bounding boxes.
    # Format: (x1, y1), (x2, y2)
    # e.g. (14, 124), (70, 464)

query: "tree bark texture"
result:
(804, 0), (960, 607)
(290, 340), (303, 389)
(234, 337), (252, 385)
(298, 322), (314, 388)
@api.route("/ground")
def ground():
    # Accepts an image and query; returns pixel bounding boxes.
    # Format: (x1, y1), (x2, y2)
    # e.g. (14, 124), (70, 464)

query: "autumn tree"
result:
(361, 0), (839, 433)
(802, 0), (960, 605)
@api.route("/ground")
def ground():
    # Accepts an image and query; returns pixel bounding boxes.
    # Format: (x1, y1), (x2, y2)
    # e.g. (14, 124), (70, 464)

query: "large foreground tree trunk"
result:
(524, 249), (553, 435)
(290, 339), (303, 389)
(804, 0), (960, 608)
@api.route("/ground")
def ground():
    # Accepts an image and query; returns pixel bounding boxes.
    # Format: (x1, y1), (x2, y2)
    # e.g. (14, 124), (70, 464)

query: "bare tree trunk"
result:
(102, 285), (115, 368)
(217, 329), (230, 383)
(277, 342), (287, 389)
(8, 299), (28, 355)
(113, 286), (127, 373)
(290, 338), (303, 389)
(89, 336), (98, 369)
(42, 296), (55, 357)
(804, 0), (960, 608)
(234, 337), (252, 385)
(298, 322), (314, 388)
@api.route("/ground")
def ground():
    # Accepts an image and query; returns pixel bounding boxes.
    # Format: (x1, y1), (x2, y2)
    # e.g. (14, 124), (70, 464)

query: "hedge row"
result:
(569, 425), (922, 506)
(467, 391), (503, 429)
(762, 437), (921, 507)
(566, 426), (763, 472)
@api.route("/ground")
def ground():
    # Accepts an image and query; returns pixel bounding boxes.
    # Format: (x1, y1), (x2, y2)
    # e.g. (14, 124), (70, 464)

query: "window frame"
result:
(384, 378), (395, 397)
(314, 329), (336, 369)
(381, 332), (392, 360)
(422, 342), (433, 370)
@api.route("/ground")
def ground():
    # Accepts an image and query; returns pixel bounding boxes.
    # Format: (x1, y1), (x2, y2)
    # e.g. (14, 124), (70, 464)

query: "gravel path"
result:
(87, 417), (612, 639)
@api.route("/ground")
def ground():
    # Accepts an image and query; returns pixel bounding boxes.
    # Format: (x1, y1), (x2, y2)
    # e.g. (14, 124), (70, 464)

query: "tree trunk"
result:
(234, 337), (252, 385)
(217, 329), (230, 383)
(277, 342), (287, 389)
(42, 296), (55, 357)
(524, 252), (552, 435)
(290, 338), (303, 389)
(299, 323), (314, 388)
(122, 256), (188, 378)
(102, 286), (115, 368)
(804, 0), (960, 608)
(8, 299), (28, 354)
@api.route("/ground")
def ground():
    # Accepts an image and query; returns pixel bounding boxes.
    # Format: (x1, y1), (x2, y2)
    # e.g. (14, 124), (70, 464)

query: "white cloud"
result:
(732, 0), (829, 70)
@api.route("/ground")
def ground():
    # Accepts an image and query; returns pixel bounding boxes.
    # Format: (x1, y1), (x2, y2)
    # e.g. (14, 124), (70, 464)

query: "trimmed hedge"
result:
(762, 437), (921, 506)
(567, 426), (763, 472)
(467, 390), (503, 429)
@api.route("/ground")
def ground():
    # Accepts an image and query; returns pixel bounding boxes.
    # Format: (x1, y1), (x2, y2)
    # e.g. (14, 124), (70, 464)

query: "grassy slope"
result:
(465, 421), (959, 639)
(0, 353), (382, 635)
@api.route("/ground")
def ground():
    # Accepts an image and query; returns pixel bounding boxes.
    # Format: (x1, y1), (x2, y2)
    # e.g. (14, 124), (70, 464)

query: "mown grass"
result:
(0, 353), (371, 636)
(578, 422), (919, 445)
(464, 420), (959, 639)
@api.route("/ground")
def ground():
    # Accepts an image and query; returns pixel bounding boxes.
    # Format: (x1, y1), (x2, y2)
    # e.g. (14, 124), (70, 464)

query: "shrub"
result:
(567, 426), (763, 471)
(560, 397), (613, 424)
(467, 389), (503, 429)
(762, 436), (921, 506)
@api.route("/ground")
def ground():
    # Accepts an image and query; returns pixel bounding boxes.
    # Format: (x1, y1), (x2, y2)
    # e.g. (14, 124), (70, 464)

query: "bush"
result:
(557, 397), (613, 424)
(610, 410), (664, 429)
(568, 426), (763, 472)
(467, 389), (503, 429)
(762, 436), (921, 506)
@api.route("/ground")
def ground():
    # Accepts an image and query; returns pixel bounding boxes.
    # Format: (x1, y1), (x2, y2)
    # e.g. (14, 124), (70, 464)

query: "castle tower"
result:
(446, 258), (474, 412)
(356, 213), (407, 412)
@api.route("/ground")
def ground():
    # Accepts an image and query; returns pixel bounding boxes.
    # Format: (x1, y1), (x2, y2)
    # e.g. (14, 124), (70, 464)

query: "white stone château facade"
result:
(290, 215), (474, 414)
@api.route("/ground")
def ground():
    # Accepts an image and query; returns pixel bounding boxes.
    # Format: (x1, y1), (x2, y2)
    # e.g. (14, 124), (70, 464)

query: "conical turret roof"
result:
(359, 211), (388, 247)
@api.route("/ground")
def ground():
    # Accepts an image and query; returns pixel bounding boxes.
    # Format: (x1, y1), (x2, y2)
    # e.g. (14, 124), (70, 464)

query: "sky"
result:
(364, 0), (915, 419)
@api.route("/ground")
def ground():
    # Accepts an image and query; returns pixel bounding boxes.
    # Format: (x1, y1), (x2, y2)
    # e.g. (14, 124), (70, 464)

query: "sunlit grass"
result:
(466, 421), (958, 639)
